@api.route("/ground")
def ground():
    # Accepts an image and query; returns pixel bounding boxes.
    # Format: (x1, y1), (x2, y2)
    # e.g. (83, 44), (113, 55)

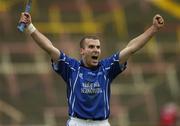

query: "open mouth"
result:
(91, 56), (98, 60)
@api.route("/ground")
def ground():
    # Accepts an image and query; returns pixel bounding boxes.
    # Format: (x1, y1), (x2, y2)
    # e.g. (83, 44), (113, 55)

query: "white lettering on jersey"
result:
(81, 82), (103, 94)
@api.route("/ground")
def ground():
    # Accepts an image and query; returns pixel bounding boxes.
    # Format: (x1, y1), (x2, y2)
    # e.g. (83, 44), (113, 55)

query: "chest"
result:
(73, 67), (108, 95)
(77, 67), (107, 83)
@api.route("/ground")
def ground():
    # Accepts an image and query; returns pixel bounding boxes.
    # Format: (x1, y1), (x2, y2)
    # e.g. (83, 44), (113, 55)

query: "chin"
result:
(91, 62), (98, 67)
(92, 64), (98, 67)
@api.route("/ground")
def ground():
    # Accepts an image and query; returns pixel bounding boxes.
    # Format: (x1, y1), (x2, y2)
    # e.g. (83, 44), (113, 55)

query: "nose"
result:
(94, 47), (98, 51)
(93, 47), (100, 53)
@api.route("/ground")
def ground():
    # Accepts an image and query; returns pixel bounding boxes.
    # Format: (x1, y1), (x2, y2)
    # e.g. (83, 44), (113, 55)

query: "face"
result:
(80, 38), (101, 68)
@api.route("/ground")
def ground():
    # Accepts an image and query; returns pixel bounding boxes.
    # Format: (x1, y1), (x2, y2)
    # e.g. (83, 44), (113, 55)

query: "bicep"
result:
(119, 46), (132, 64)
(50, 47), (61, 62)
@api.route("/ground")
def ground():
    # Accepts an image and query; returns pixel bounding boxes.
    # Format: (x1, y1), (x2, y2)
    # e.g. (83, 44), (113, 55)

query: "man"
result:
(19, 12), (164, 126)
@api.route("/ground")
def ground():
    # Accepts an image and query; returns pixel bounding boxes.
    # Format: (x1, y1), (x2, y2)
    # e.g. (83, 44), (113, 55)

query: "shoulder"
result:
(100, 52), (120, 66)
(52, 51), (80, 71)
(59, 51), (79, 62)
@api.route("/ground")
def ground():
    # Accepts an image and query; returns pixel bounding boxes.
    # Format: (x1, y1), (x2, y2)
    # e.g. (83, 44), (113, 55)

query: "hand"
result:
(19, 12), (32, 26)
(153, 14), (164, 31)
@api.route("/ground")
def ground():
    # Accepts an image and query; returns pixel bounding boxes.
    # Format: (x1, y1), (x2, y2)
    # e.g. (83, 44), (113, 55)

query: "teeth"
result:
(92, 56), (98, 59)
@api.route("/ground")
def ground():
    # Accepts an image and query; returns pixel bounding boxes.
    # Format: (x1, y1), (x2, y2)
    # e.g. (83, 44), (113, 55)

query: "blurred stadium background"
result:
(0, 0), (180, 126)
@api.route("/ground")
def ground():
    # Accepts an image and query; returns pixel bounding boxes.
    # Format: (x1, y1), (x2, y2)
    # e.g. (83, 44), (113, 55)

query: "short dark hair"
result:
(80, 35), (99, 48)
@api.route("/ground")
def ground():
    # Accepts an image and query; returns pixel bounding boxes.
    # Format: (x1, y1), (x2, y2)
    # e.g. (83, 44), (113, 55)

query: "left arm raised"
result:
(119, 14), (164, 64)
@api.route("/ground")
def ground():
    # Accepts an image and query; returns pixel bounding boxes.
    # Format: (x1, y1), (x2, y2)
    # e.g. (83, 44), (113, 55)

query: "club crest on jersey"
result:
(79, 73), (83, 79)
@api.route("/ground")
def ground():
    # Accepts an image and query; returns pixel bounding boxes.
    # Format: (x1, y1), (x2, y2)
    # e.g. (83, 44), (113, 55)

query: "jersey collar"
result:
(80, 60), (100, 71)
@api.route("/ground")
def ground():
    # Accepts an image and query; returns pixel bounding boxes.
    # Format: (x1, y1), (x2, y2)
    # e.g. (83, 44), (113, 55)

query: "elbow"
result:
(126, 46), (137, 55)
(126, 42), (145, 54)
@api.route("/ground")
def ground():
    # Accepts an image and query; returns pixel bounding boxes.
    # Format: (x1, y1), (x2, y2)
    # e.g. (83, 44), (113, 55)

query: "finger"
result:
(156, 16), (164, 24)
(21, 15), (27, 20)
(155, 14), (161, 17)
(21, 12), (30, 18)
(19, 20), (26, 24)
(19, 16), (29, 24)
(24, 12), (30, 18)
(159, 19), (164, 24)
(158, 18), (164, 24)
(155, 15), (161, 21)
(19, 18), (26, 24)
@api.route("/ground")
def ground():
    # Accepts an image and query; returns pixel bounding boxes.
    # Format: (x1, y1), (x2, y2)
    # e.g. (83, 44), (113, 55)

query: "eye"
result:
(89, 45), (94, 49)
(96, 46), (100, 49)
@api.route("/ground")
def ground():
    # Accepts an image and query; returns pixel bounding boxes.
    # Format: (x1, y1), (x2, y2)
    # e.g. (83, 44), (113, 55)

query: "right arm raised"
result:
(31, 30), (60, 62)
(19, 12), (60, 62)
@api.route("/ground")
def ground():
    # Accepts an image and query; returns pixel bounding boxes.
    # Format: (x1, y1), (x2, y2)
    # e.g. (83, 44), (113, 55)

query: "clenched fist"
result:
(153, 14), (164, 31)
(19, 12), (32, 27)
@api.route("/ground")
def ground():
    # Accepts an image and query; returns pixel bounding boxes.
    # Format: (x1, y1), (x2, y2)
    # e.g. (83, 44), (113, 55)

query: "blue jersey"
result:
(52, 52), (127, 120)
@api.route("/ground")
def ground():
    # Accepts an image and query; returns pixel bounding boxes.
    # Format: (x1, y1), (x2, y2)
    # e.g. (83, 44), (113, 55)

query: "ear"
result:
(80, 48), (84, 55)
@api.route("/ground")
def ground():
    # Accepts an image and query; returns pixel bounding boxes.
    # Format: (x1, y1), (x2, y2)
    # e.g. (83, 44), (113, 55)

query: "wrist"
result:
(151, 25), (159, 33)
(26, 23), (36, 35)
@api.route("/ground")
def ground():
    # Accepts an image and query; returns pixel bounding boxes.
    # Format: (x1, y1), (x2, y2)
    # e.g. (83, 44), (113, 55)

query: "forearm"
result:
(119, 14), (164, 64)
(29, 28), (60, 61)
(31, 30), (53, 54)
(127, 25), (158, 54)
(19, 13), (60, 61)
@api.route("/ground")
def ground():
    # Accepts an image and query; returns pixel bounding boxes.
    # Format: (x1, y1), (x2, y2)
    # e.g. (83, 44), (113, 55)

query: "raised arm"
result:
(119, 14), (164, 64)
(19, 13), (60, 62)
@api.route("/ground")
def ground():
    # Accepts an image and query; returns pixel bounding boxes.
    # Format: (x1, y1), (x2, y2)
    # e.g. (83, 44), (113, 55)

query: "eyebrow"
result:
(88, 44), (100, 48)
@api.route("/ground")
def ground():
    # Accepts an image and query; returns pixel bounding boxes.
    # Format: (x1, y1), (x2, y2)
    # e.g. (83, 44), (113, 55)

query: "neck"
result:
(81, 58), (91, 68)
(81, 59), (98, 69)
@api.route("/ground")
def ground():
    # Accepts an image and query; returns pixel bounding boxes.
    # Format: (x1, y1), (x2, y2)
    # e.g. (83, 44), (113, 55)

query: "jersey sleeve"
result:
(101, 52), (127, 81)
(51, 51), (79, 83)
